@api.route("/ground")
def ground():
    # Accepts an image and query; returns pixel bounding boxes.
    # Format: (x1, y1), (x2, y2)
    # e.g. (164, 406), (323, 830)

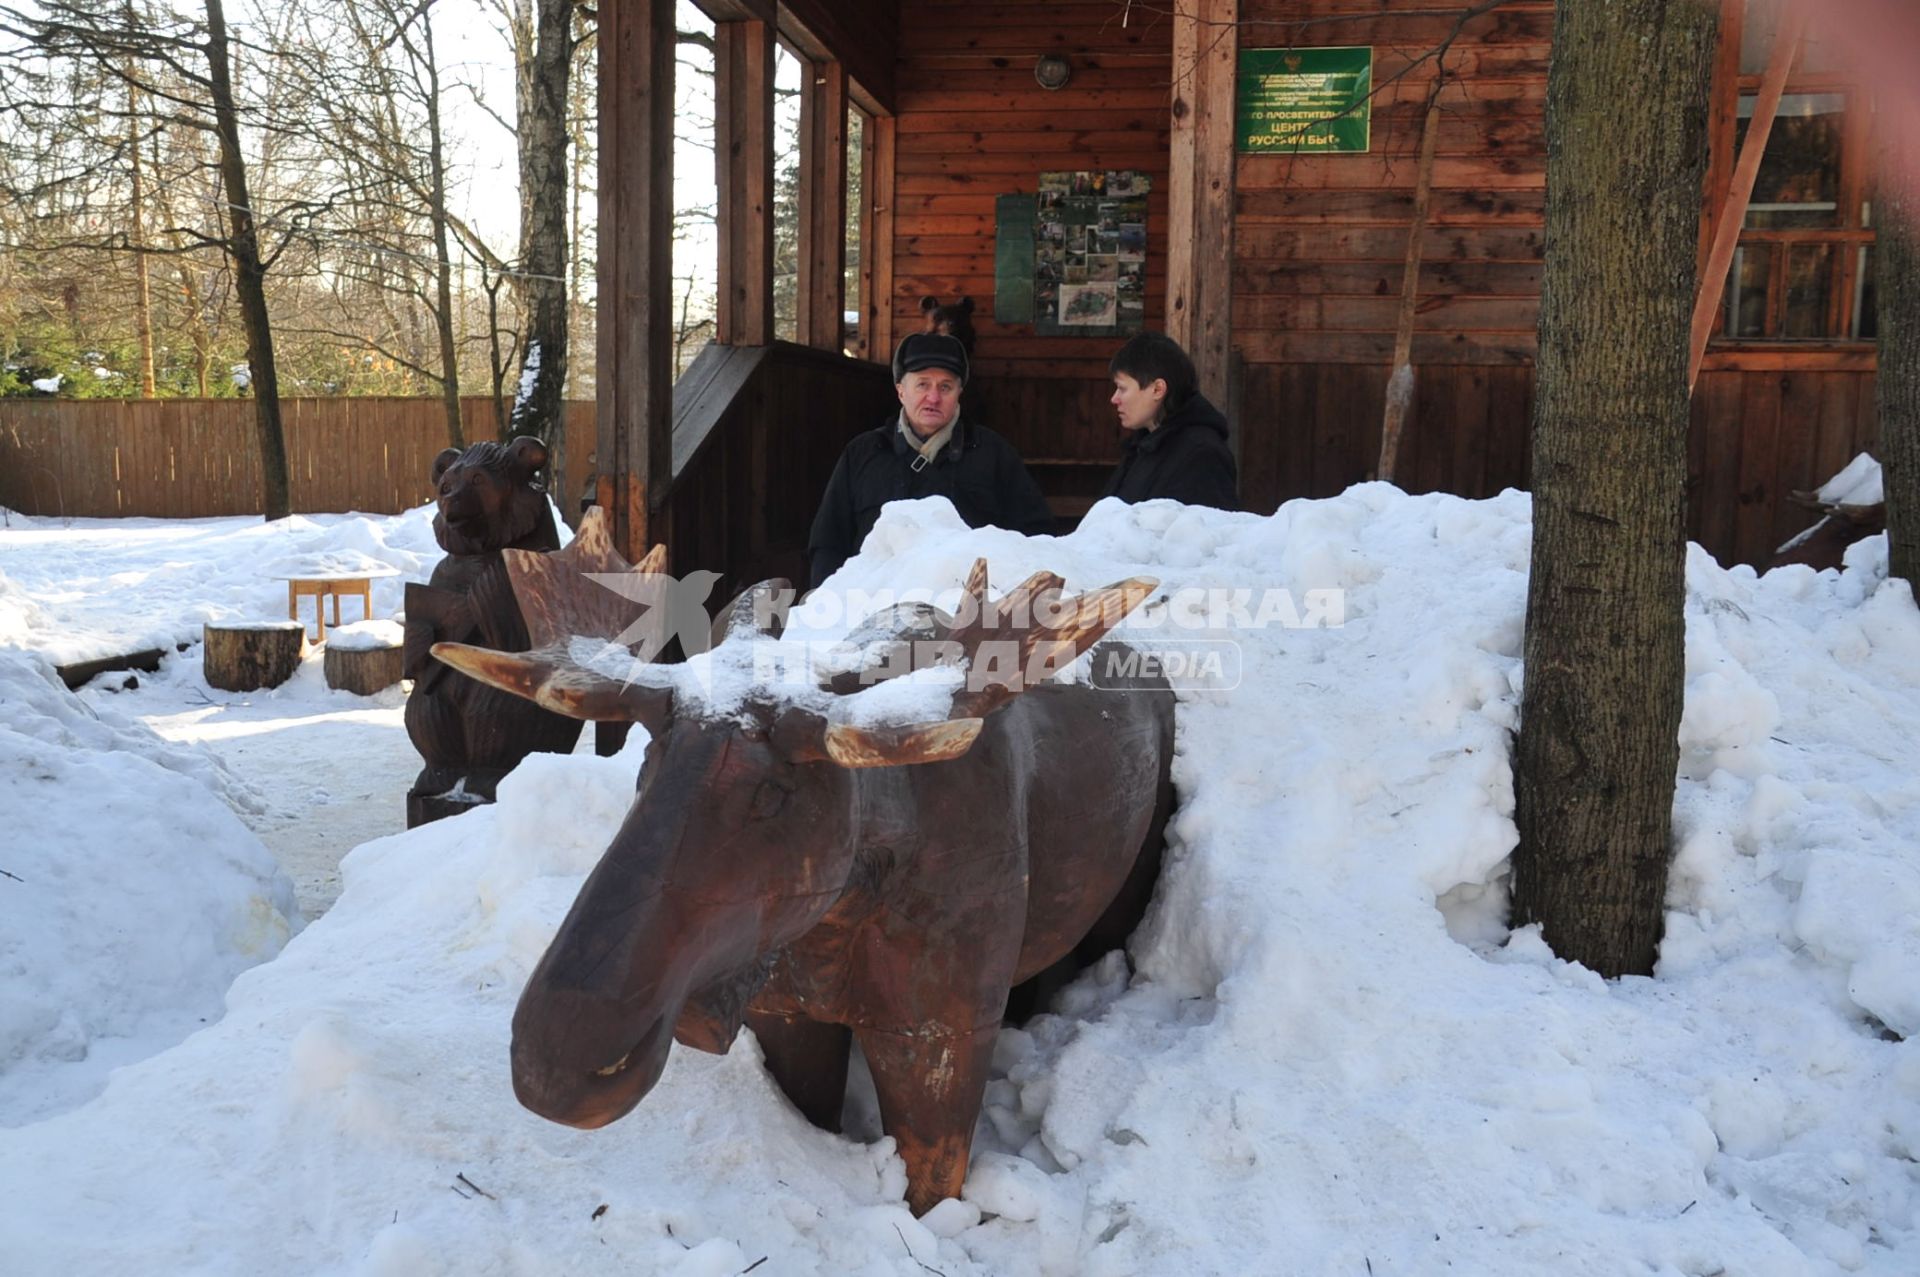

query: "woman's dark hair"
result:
(1108, 331), (1198, 409)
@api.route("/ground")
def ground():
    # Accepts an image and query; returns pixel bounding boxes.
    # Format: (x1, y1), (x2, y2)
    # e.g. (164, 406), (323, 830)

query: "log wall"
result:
(1226, 0), (1865, 566)
(889, 0), (1174, 506)
(1232, 0), (1550, 508)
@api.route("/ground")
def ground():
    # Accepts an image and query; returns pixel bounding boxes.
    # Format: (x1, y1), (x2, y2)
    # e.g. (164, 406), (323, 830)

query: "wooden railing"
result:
(658, 341), (895, 593)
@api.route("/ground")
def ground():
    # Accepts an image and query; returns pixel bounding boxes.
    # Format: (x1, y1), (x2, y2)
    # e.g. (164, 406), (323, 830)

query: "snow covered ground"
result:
(2, 490), (1918, 1274)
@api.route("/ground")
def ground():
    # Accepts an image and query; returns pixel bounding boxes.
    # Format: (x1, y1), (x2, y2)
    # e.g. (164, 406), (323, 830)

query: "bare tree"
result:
(1510, 0), (1719, 978)
(288, 0), (470, 445)
(478, 0), (588, 500)
(0, 0), (324, 516)
(204, 0), (291, 516)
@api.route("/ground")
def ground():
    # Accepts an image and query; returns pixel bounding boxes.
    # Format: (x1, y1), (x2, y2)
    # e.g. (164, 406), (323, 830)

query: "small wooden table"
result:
(279, 571), (398, 643)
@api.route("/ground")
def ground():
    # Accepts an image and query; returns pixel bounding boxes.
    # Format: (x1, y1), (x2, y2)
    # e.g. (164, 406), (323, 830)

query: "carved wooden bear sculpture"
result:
(434, 551), (1176, 1214)
(403, 435), (584, 826)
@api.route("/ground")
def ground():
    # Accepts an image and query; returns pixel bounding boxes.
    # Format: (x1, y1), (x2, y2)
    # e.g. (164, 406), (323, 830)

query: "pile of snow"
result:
(1, 489), (1917, 1274)
(326, 618), (406, 652)
(0, 651), (301, 1127)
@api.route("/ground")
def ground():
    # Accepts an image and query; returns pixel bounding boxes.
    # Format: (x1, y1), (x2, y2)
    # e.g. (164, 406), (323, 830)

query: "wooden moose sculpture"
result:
(434, 549), (1175, 1215)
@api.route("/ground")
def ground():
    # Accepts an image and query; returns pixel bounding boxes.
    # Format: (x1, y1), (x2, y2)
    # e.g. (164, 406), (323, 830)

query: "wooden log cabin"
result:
(606, 0), (1883, 588)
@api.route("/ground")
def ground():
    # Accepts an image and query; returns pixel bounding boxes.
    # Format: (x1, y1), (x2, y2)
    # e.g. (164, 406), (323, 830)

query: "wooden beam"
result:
(1698, 0), (1746, 273)
(796, 59), (849, 352)
(1689, 2), (1807, 390)
(693, 0), (775, 23)
(778, 0), (896, 116)
(1166, 0), (1238, 409)
(852, 105), (877, 361)
(869, 113), (898, 364)
(596, 0), (677, 565)
(716, 20), (776, 346)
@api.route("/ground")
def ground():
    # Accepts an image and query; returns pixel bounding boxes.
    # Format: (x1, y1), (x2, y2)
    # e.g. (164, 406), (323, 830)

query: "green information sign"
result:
(1237, 46), (1373, 154)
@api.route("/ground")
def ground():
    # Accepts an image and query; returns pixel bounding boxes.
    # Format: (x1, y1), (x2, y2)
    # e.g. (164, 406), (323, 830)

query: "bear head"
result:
(430, 435), (561, 558)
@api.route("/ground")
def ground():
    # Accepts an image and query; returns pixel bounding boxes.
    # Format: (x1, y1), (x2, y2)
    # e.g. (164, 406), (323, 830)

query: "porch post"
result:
(797, 59), (849, 351)
(867, 114), (898, 363)
(596, 0), (676, 565)
(716, 19), (776, 345)
(1167, 0), (1239, 410)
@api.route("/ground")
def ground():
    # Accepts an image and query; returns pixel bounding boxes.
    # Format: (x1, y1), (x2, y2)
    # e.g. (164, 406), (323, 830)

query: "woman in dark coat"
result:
(1098, 332), (1238, 511)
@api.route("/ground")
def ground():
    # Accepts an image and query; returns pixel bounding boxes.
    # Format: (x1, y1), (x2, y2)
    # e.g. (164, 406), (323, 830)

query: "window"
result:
(1708, 0), (1876, 343)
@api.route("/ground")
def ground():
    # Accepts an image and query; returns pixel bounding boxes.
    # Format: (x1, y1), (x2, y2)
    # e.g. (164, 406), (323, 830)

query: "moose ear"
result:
(505, 435), (550, 478)
(826, 718), (982, 768)
(766, 705), (983, 769)
(430, 447), (461, 486)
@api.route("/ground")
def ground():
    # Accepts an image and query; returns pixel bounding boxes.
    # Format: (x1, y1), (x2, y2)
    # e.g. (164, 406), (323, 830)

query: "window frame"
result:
(1703, 0), (1877, 348)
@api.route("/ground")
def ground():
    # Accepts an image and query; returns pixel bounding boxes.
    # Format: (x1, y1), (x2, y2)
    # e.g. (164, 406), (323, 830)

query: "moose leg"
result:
(857, 1022), (999, 1215)
(747, 1011), (851, 1134)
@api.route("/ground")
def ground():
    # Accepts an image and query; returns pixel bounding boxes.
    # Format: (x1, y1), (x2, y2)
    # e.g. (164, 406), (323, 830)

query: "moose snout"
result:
(509, 985), (678, 1129)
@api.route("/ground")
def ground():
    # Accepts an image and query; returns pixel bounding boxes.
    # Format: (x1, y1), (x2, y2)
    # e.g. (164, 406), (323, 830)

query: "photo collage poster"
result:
(1033, 170), (1150, 336)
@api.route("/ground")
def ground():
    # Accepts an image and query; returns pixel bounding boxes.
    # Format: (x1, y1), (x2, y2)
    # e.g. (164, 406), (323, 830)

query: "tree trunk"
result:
(204, 0), (291, 520)
(126, 66), (157, 398)
(324, 641), (404, 695)
(421, 13), (466, 451)
(1510, 0), (1718, 979)
(1878, 149), (1920, 594)
(508, 0), (573, 499)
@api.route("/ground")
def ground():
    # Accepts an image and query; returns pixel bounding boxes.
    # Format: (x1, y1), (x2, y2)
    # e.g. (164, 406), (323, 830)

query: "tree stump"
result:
(203, 621), (306, 691)
(324, 641), (404, 695)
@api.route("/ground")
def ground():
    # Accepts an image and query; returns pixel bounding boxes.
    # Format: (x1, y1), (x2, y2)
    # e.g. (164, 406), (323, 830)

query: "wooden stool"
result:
(323, 621), (406, 695)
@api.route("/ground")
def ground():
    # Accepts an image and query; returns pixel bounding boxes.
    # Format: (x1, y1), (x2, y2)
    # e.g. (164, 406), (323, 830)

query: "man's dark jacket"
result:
(1098, 392), (1239, 511)
(808, 415), (1055, 587)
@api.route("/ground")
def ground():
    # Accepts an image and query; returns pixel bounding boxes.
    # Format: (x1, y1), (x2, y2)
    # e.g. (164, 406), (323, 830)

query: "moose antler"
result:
(786, 559), (1157, 768)
(940, 558), (1156, 718)
(431, 507), (676, 729)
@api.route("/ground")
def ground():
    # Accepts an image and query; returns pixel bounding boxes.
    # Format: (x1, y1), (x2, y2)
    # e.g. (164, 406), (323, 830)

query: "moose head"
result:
(434, 546), (1170, 1210)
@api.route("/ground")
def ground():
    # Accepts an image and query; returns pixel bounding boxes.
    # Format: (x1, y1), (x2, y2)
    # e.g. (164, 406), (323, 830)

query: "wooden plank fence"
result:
(0, 397), (597, 519)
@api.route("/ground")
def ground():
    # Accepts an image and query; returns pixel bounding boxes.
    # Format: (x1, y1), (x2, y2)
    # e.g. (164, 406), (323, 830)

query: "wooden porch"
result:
(603, 0), (1882, 584)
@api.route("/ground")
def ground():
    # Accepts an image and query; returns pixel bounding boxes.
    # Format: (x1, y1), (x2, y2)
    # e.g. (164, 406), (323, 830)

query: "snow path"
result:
(131, 672), (416, 918)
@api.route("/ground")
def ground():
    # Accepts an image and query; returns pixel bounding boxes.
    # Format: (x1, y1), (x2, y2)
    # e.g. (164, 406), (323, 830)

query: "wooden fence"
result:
(0, 396), (597, 519)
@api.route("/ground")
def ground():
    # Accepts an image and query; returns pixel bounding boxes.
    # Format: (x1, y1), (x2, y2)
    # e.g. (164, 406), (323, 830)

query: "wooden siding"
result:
(1239, 362), (1535, 509)
(1232, 0), (1550, 388)
(890, 0), (1174, 481)
(1222, 0), (1868, 569)
(0, 398), (596, 520)
(1689, 368), (1880, 567)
